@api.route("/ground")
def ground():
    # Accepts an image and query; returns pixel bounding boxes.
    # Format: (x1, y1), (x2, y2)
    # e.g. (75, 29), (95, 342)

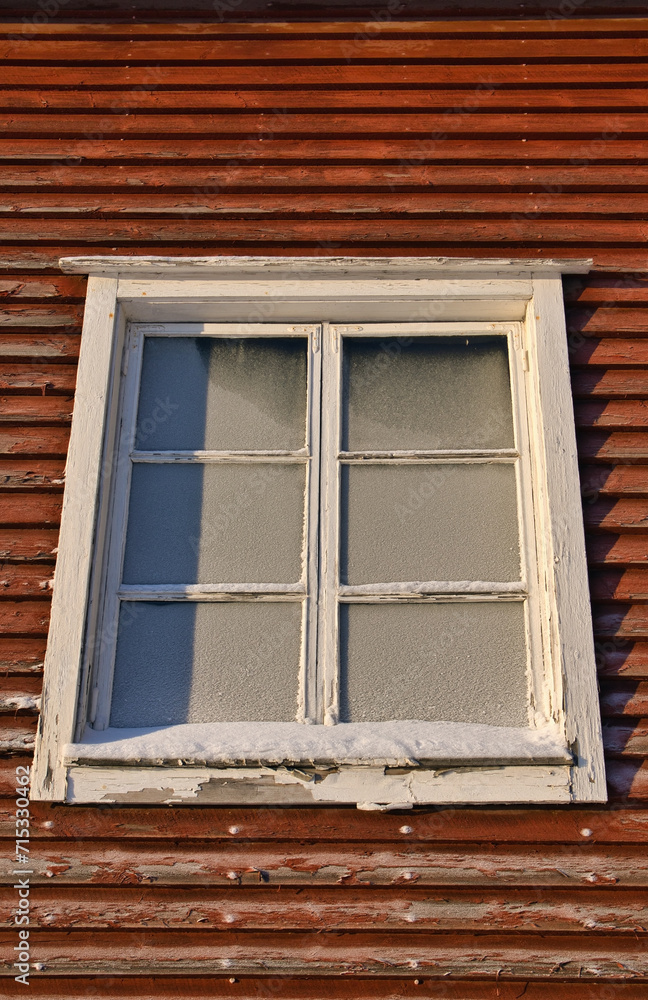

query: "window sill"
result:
(66, 720), (571, 769)
(58, 721), (578, 808)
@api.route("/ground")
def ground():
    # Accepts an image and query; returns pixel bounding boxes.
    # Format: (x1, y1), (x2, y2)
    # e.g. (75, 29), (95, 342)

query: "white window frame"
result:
(32, 256), (606, 809)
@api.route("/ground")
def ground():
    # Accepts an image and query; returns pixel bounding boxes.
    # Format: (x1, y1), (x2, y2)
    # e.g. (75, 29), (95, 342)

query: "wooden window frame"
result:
(32, 255), (606, 808)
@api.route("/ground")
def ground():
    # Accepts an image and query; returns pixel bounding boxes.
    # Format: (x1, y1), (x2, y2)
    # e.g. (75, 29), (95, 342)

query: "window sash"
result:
(319, 321), (546, 729)
(90, 322), (322, 731)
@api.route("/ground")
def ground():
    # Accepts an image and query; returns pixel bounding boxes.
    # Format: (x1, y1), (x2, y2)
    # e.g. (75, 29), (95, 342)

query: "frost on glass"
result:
(339, 602), (528, 727)
(136, 336), (308, 451)
(342, 336), (514, 451)
(341, 464), (520, 585)
(110, 602), (302, 727)
(122, 463), (305, 585)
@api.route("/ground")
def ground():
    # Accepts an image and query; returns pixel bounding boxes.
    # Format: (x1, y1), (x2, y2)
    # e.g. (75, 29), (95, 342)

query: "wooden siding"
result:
(1, 11), (648, 995)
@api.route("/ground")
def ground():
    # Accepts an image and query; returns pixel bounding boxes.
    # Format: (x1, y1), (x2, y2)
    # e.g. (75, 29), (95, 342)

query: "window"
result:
(33, 257), (606, 807)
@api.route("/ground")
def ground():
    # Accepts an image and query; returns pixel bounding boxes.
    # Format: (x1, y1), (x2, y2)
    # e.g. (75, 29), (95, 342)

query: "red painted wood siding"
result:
(1, 14), (648, 995)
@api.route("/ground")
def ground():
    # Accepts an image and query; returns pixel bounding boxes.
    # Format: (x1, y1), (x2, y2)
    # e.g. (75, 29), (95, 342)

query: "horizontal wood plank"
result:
(3, 138), (648, 162)
(583, 500), (648, 533)
(0, 929), (645, 979)
(3, 19), (648, 35)
(0, 600), (50, 636)
(0, 459), (65, 489)
(576, 402), (648, 431)
(4, 38), (648, 60)
(1, 800), (648, 841)
(0, 636), (45, 671)
(0, 493), (62, 527)
(0, 564), (54, 599)
(4, 87), (648, 112)
(0, 426), (70, 457)
(9, 193), (648, 216)
(577, 431), (648, 463)
(600, 681), (648, 717)
(0, 395), (73, 423)
(0, 884), (644, 933)
(0, 980), (646, 1000)
(0, 528), (59, 561)
(8, 163), (648, 190)
(0, 112), (645, 137)
(0, 334), (80, 361)
(2, 219), (648, 244)
(579, 465), (648, 498)
(0, 841), (644, 887)
(0, 364), (77, 393)
(593, 604), (648, 639)
(572, 370), (648, 398)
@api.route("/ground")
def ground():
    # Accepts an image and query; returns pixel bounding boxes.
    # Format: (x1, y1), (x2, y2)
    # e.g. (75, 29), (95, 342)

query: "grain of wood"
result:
(3, 138), (647, 162)
(575, 402), (648, 430)
(0, 565), (54, 599)
(0, 493), (62, 526)
(0, 929), (645, 979)
(0, 980), (646, 1000)
(600, 681), (648, 717)
(593, 604), (648, 639)
(583, 501), (648, 533)
(580, 465), (648, 498)
(0, 396), (73, 423)
(0, 458), (65, 488)
(0, 364), (77, 393)
(0, 884), (644, 933)
(0, 426), (70, 456)
(0, 529), (58, 561)
(4, 88), (648, 112)
(4, 38), (648, 59)
(0, 841), (644, 887)
(2, 18), (647, 34)
(572, 370), (648, 398)
(7, 164), (648, 189)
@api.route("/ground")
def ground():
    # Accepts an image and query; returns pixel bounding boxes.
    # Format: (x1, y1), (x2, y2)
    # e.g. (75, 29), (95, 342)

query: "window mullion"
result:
(301, 326), (323, 725)
(319, 323), (342, 726)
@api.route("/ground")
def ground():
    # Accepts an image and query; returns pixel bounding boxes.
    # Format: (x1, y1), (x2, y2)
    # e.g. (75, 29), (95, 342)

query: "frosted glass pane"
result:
(122, 462), (305, 585)
(110, 601), (302, 726)
(343, 337), (514, 451)
(339, 602), (528, 726)
(136, 337), (307, 451)
(341, 464), (520, 584)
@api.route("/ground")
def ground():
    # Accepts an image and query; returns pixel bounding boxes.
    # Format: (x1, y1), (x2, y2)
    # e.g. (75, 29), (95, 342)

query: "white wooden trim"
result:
(65, 763), (572, 806)
(320, 322), (342, 727)
(528, 279), (606, 802)
(59, 255), (593, 276)
(303, 327), (322, 725)
(31, 277), (120, 801)
(121, 280), (535, 302)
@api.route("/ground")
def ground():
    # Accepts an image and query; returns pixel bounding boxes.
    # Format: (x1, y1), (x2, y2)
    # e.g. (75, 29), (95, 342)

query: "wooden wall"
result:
(1, 11), (648, 996)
